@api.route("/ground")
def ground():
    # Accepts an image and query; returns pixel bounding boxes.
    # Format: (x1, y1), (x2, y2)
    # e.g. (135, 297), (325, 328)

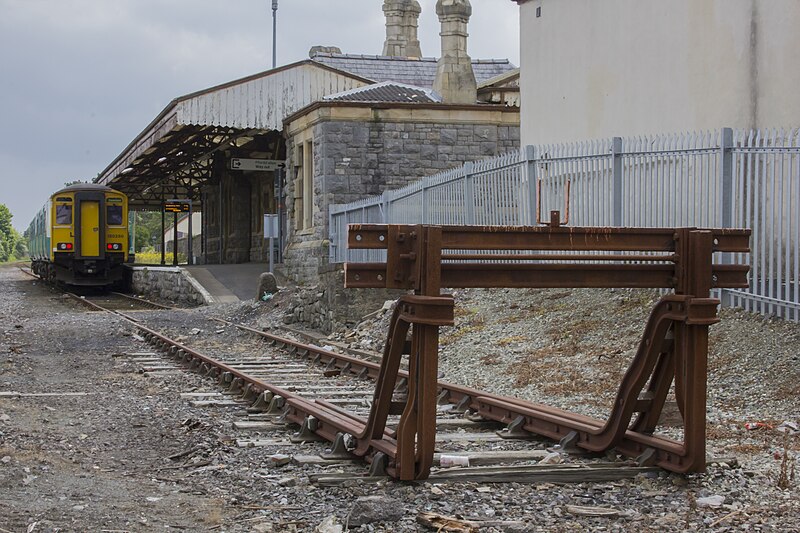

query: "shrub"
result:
(134, 251), (187, 264)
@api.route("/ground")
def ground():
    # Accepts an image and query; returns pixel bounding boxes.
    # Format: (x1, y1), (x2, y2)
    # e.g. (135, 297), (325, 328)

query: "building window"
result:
(293, 144), (304, 229)
(293, 140), (314, 231)
(303, 140), (313, 230)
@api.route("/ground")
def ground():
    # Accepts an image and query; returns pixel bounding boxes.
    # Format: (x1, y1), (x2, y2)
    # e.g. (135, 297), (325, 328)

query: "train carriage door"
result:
(80, 201), (100, 257)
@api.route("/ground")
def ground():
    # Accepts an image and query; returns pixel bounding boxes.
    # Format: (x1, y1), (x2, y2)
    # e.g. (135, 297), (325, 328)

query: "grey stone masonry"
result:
(281, 267), (404, 333)
(284, 118), (520, 285)
(318, 120), (519, 201)
(129, 266), (209, 306)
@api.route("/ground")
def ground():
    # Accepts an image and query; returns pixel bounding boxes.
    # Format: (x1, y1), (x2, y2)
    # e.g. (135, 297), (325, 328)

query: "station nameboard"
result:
(230, 158), (282, 172)
(164, 200), (191, 213)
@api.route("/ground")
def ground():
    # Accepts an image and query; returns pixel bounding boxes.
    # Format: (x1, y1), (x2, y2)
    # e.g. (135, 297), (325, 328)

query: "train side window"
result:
(107, 205), (123, 226)
(56, 204), (72, 225)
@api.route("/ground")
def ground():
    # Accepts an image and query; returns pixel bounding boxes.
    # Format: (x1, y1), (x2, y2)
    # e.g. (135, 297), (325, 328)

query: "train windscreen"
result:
(107, 205), (123, 226)
(56, 204), (72, 225)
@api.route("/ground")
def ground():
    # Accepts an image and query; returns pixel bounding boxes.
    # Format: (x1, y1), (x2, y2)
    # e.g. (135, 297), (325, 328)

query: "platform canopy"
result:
(94, 60), (372, 209)
(94, 53), (517, 210)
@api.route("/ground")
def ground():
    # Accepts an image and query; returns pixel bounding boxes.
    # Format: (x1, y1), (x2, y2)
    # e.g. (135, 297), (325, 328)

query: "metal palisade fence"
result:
(329, 127), (800, 321)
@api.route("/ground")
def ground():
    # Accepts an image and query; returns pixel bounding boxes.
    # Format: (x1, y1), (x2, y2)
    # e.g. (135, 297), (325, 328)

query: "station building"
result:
(96, 0), (520, 291)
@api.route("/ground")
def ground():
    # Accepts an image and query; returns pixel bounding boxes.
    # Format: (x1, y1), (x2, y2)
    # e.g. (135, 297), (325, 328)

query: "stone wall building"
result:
(282, 0), (521, 284)
(283, 98), (519, 282)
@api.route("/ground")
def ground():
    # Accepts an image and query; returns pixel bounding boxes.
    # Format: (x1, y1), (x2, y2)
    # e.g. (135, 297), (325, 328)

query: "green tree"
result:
(133, 211), (164, 252)
(0, 204), (12, 241)
(64, 179), (87, 187)
(13, 229), (27, 258)
(0, 203), (24, 262)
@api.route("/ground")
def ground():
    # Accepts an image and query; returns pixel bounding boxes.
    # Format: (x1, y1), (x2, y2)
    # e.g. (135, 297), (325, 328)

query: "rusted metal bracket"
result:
(345, 223), (750, 476)
(536, 181), (571, 227)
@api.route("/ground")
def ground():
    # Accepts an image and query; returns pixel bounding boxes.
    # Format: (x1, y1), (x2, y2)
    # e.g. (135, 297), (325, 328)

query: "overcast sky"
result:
(0, 0), (520, 230)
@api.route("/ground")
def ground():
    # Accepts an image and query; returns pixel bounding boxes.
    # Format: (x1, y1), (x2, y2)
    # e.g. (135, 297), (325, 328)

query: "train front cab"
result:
(52, 189), (128, 286)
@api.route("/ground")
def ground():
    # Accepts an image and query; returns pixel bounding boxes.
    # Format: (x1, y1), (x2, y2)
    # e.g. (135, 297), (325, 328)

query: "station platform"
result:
(184, 263), (277, 303)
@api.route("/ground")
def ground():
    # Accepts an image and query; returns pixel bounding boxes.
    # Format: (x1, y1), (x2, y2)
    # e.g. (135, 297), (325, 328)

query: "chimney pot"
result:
(433, 0), (477, 104)
(382, 0), (422, 58)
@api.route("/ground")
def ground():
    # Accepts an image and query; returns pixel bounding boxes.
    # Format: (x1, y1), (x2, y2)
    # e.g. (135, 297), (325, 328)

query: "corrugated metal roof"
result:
(324, 81), (441, 103)
(311, 53), (516, 89)
(97, 61), (369, 188)
(176, 62), (368, 130)
(95, 53), (518, 203)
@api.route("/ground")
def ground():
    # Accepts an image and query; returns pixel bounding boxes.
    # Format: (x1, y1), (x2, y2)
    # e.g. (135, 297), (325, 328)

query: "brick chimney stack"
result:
(382, 0), (423, 58)
(433, 0), (477, 104)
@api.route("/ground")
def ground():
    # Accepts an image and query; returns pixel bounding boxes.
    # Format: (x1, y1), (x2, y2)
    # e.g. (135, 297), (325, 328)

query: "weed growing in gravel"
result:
(480, 353), (502, 365)
(453, 306), (479, 318)
(440, 323), (485, 345)
(440, 310), (486, 344)
(496, 335), (528, 346)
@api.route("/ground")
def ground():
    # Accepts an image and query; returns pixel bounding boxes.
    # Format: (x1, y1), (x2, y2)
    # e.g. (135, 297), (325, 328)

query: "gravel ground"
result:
(1, 264), (799, 532)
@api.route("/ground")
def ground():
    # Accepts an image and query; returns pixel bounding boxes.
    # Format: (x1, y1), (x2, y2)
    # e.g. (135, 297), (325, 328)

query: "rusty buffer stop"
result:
(344, 222), (750, 480)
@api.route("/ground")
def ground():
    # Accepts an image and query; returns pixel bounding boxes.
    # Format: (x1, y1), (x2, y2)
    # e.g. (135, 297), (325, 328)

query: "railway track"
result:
(21, 228), (746, 483)
(19, 266), (175, 312)
(55, 290), (661, 485)
(70, 291), (176, 312)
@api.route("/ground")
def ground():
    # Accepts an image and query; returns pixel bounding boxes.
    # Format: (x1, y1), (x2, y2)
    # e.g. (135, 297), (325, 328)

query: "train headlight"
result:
(57, 243), (73, 251)
(107, 243), (122, 251)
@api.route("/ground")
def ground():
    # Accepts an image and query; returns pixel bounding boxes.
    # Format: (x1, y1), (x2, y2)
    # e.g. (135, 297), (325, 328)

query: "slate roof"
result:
(311, 53), (516, 90)
(323, 81), (441, 104)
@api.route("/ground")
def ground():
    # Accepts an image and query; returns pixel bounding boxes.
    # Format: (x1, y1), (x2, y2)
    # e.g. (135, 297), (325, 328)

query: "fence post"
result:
(463, 162), (476, 224)
(422, 182), (428, 224)
(612, 137), (623, 227)
(328, 207), (337, 263)
(720, 128), (734, 228)
(524, 145), (537, 225)
(381, 191), (390, 224)
(719, 127), (734, 307)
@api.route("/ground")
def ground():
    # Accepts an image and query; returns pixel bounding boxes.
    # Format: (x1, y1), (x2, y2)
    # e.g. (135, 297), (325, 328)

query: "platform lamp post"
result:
(271, 0), (278, 69)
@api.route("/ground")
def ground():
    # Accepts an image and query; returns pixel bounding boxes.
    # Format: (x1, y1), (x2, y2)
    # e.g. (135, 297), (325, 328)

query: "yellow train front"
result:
(28, 184), (129, 287)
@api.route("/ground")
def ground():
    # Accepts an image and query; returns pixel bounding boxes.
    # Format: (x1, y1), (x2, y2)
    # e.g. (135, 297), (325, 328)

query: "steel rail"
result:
(109, 291), (177, 310)
(211, 314), (719, 474)
(43, 240), (748, 478)
(56, 279), (728, 478)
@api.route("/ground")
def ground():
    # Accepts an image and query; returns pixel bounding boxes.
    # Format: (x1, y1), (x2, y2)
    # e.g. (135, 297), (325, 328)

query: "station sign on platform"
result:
(164, 200), (191, 213)
(230, 158), (282, 172)
(263, 214), (279, 239)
